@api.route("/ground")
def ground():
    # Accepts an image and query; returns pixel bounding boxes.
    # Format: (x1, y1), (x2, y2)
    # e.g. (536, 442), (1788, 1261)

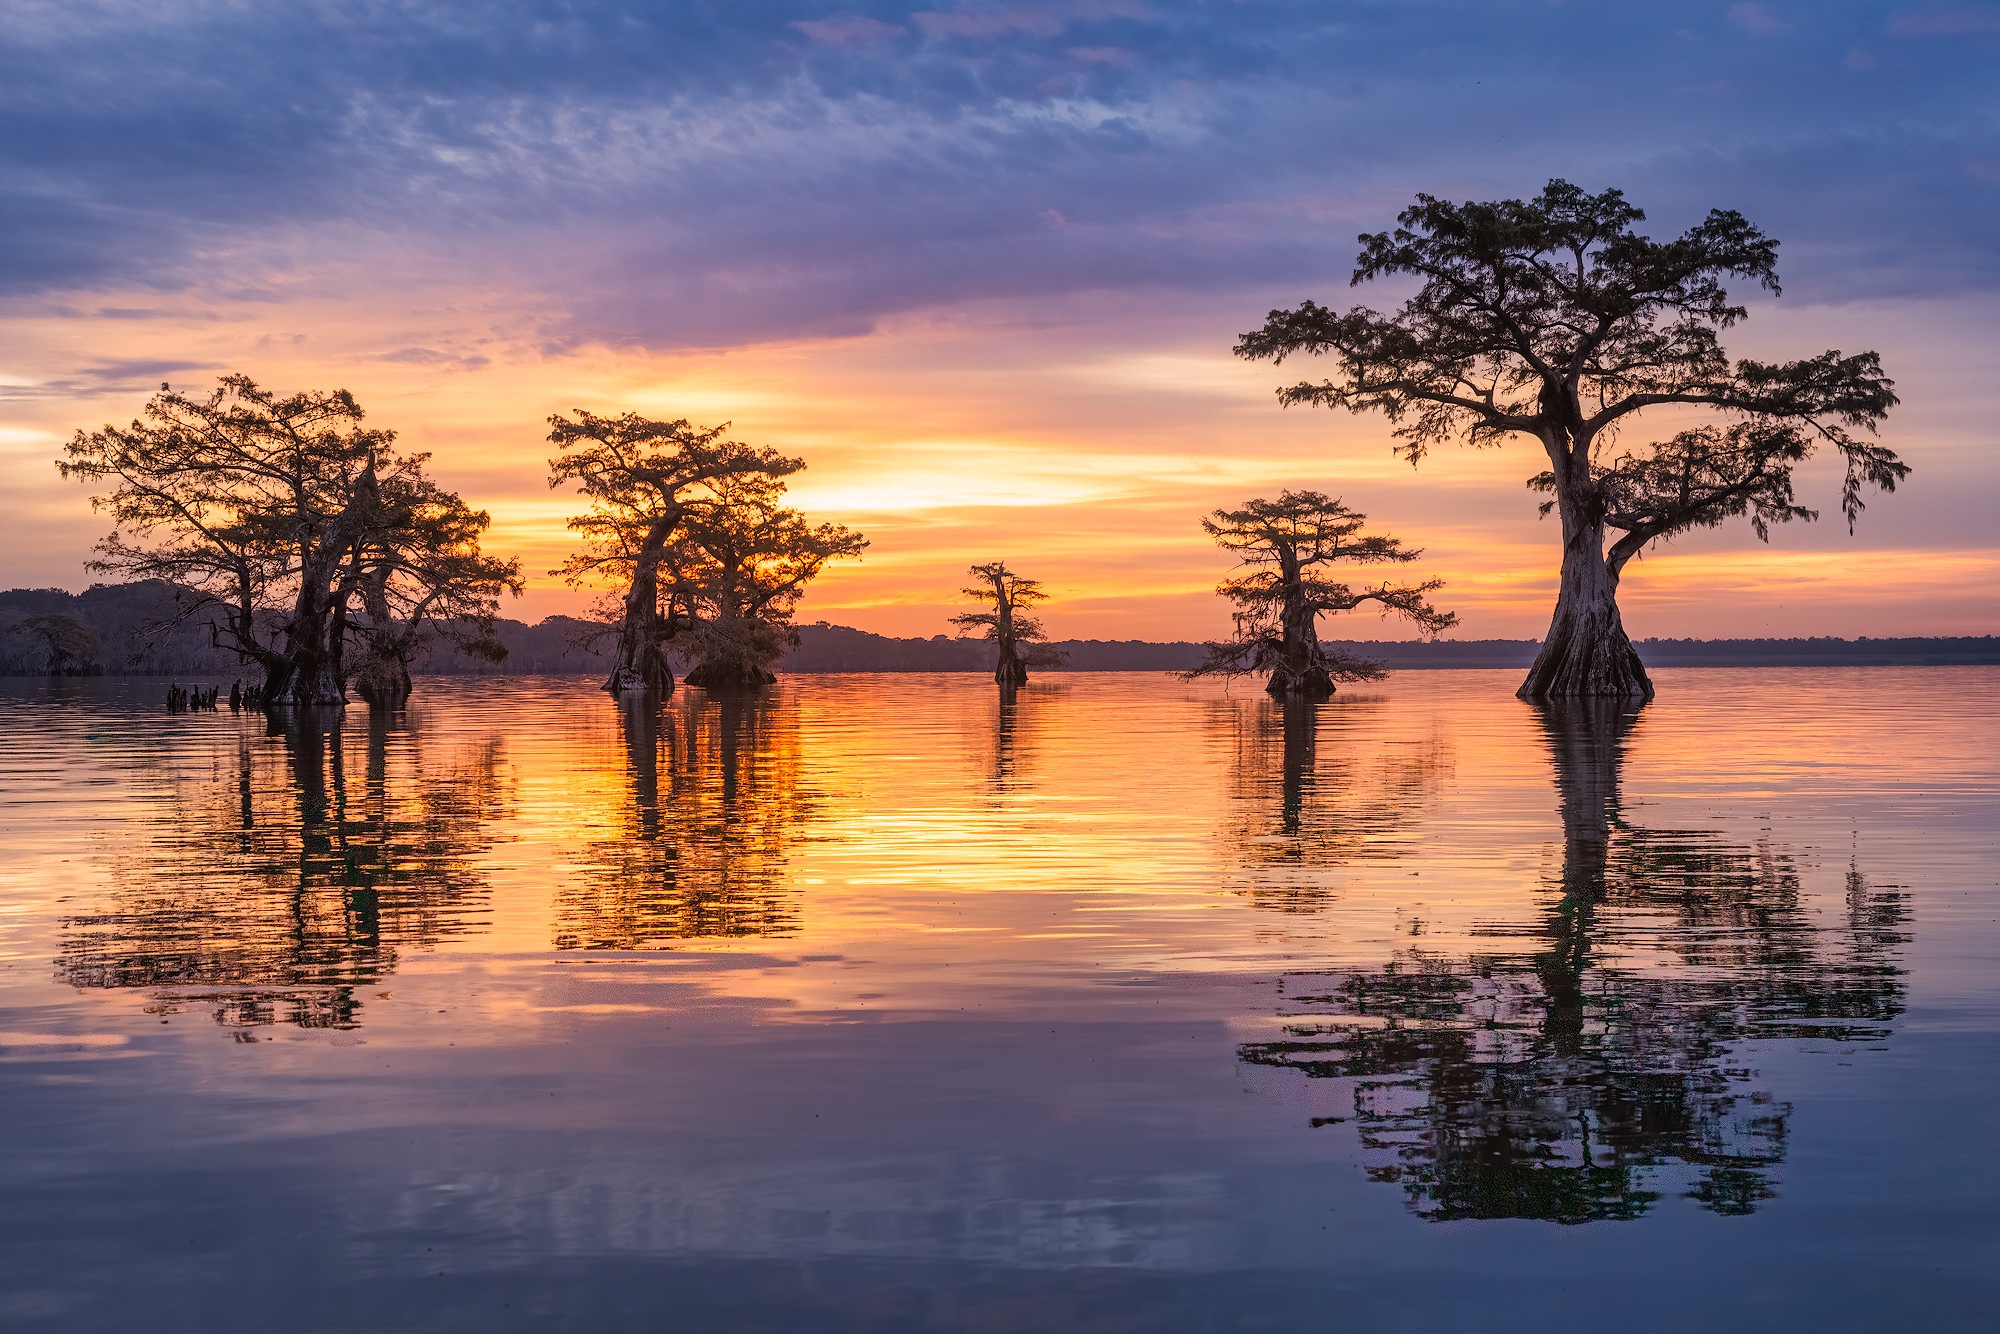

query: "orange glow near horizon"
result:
(2, 283), (1994, 643)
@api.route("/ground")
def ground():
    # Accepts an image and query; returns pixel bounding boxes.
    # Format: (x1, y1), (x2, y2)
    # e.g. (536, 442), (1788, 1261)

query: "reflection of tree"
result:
(1215, 695), (1450, 912)
(1240, 701), (1908, 1222)
(553, 691), (810, 948)
(58, 708), (510, 1028)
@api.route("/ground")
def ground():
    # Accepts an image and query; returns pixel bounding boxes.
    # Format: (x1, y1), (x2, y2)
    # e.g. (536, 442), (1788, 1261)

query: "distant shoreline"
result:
(4, 584), (1996, 675)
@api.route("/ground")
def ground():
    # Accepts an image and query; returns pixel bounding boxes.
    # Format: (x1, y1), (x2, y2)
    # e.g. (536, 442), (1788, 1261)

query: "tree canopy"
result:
(666, 472), (868, 689)
(549, 410), (798, 695)
(1187, 490), (1454, 698)
(950, 560), (1068, 688)
(61, 375), (519, 705)
(1237, 181), (1905, 700)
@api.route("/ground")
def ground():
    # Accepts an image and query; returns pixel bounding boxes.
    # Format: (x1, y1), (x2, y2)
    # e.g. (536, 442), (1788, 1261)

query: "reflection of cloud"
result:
(374, 1152), (1233, 1271)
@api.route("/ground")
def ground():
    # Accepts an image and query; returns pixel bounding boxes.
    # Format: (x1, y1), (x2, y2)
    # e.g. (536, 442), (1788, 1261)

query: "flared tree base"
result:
(603, 662), (674, 697)
(1266, 664), (1336, 700)
(354, 662), (413, 708)
(685, 661), (777, 691)
(1518, 619), (1654, 701)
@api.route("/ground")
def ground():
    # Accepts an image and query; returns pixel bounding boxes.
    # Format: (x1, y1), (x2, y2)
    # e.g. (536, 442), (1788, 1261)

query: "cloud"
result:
(1728, 2), (1790, 34)
(0, 1), (1995, 351)
(1887, 4), (2000, 35)
(793, 16), (907, 46)
(372, 347), (492, 370)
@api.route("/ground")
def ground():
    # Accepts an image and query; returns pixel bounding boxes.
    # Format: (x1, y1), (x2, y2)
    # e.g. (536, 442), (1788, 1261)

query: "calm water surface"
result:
(1, 670), (1996, 1331)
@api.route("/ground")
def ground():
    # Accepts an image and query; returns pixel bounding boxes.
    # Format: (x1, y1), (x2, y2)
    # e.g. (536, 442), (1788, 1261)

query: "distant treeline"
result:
(4, 583), (1996, 676)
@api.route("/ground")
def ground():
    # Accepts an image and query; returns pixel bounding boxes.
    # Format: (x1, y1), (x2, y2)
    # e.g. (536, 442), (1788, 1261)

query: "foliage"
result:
(7, 613), (105, 675)
(950, 560), (1068, 686)
(548, 410), (801, 694)
(1185, 490), (1454, 696)
(1236, 180), (1906, 697)
(666, 473), (868, 688)
(60, 375), (519, 703)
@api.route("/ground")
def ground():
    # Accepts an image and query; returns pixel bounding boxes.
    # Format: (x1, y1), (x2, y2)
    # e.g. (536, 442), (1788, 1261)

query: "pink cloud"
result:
(792, 16), (906, 46)
(913, 2), (1149, 41)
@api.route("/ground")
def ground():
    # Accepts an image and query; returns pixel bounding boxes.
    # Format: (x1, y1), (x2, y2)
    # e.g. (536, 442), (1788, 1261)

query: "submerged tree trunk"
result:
(995, 640), (1027, 688)
(353, 656), (413, 708)
(684, 605), (779, 691)
(684, 659), (776, 690)
(605, 538), (675, 697)
(1266, 582), (1335, 699)
(266, 602), (350, 706)
(993, 594), (1028, 687)
(1518, 499), (1653, 702)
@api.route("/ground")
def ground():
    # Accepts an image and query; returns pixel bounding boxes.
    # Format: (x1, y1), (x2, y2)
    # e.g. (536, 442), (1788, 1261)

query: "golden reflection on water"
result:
(1211, 694), (1452, 912)
(3, 669), (1987, 1229)
(553, 694), (812, 949)
(57, 709), (510, 1028)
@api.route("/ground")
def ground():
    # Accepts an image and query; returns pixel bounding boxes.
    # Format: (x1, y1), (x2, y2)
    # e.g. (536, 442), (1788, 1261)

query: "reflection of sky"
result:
(2, 2), (1998, 637)
(1, 670), (1997, 1326)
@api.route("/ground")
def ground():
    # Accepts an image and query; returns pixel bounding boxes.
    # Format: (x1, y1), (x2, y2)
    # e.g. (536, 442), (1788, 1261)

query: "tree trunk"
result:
(354, 656), (413, 708)
(993, 592), (1027, 686)
(606, 560), (674, 696)
(995, 642), (1027, 687)
(1518, 501), (1653, 701)
(1266, 587), (1334, 698)
(267, 604), (349, 705)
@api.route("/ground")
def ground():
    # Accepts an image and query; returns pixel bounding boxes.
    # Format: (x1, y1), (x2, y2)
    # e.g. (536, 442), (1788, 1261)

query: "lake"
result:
(1, 669), (1996, 1331)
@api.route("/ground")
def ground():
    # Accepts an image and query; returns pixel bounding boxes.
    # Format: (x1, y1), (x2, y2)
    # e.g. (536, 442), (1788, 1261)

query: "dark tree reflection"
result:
(1239, 701), (1908, 1222)
(1214, 694), (1450, 912)
(553, 690), (811, 948)
(58, 707), (510, 1029)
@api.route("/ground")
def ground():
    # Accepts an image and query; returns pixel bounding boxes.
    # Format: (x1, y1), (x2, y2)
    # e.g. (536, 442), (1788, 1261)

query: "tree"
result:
(665, 473), (868, 690)
(61, 375), (517, 705)
(1184, 490), (1455, 698)
(949, 561), (1068, 687)
(1236, 181), (1905, 700)
(549, 411), (799, 696)
(11, 613), (104, 675)
(347, 465), (523, 706)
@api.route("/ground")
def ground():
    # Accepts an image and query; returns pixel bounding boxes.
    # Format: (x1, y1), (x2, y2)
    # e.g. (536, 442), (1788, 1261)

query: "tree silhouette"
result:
(666, 473), (867, 690)
(1237, 182), (1905, 700)
(10, 613), (105, 675)
(548, 411), (799, 696)
(1238, 702), (1907, 1222)
(62, 376), (519, 705)
(950, 561), (1068, 689)
(1185, 491), (1454, 697)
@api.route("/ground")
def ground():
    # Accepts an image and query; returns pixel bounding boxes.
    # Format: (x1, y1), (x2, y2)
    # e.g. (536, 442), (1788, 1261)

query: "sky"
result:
(1, 0), (1996, 642)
